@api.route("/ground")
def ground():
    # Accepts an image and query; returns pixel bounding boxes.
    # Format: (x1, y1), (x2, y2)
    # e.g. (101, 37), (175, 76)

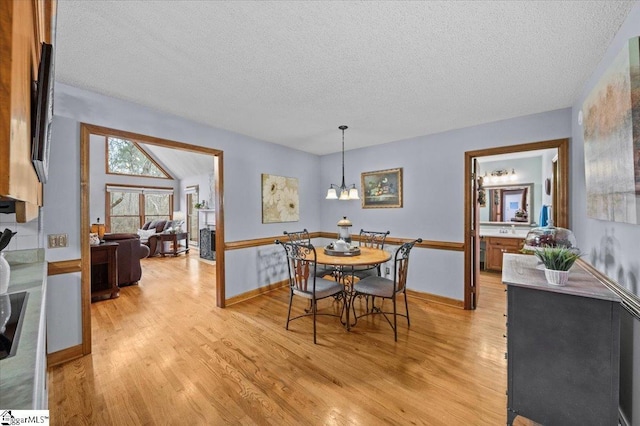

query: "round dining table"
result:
(314, 246), (391, 268)
(314, 246), (391, 330)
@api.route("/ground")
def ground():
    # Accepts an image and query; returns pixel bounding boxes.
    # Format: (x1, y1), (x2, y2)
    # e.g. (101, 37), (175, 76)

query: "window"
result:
(106, 185), (173, 233)
(107, 137), (171, 178)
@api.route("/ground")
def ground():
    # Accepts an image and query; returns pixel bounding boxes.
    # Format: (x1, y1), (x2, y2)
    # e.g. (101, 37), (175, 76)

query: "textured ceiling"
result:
(55, 1), (635, 155)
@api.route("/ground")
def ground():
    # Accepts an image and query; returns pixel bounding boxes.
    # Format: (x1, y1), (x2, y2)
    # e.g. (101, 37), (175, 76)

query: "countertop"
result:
(480, 229), (529, 239)
(0, 249), (47, 409)
(502, 253), (621, 302)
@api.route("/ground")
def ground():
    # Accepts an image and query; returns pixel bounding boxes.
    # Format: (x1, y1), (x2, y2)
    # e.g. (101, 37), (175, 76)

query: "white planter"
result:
(544, 268), (569, 286)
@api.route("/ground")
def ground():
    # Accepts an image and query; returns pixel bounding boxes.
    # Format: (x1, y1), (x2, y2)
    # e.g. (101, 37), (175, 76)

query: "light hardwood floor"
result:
(48, 253), (533, 425)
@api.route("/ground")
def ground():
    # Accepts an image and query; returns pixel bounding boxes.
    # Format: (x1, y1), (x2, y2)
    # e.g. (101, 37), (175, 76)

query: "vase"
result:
(544, 268), (569, 286)
(0, 252), (9, 294)
(0, 294), (10, 334)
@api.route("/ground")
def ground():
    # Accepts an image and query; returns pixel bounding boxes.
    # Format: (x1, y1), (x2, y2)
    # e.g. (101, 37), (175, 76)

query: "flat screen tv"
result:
(31, 42), (54, 184)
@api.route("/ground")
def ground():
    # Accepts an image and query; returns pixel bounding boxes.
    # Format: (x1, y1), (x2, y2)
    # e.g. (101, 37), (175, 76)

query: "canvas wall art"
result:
(261, 174), (299, 223)
(361, 168), (403, 208)
(582, 36), (640, 224)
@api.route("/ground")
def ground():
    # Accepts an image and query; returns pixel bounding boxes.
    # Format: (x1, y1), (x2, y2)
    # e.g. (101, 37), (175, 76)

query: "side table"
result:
(91, 242), (119, 301)
(158, 232), (189, 256)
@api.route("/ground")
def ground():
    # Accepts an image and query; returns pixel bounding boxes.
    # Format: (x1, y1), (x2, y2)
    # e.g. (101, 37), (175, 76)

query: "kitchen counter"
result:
(0, 249), (47, 409)
(480, 228), (530, 239)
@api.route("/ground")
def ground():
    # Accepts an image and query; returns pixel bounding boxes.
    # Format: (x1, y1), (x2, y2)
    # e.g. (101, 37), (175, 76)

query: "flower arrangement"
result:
(534, 246), (581, 271)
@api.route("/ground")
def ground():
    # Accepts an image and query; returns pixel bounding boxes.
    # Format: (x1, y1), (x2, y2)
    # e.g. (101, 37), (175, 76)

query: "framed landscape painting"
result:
(261, 174), (299, 223)
(361, 168), (403, 208)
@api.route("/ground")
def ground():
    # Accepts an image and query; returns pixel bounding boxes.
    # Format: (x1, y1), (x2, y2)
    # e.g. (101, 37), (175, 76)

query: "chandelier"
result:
(326, 125), (359, 200)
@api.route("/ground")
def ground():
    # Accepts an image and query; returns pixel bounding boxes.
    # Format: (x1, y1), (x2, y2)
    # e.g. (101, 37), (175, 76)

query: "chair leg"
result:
(312, 297), (317, 344)
(348, 292), (358, 328)
(404, 291), (410, 327)
(393, 295), (398, 342)
(286, 290), (293, 330)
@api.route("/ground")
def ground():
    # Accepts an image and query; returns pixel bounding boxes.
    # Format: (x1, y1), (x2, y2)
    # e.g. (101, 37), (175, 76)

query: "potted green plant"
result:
(534, 246), (581, 286)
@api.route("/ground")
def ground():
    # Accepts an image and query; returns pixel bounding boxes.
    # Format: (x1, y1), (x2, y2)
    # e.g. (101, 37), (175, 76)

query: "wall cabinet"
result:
(484, 236), (523, 271)
(502, 254), (620, 426)
(0, 0), (55, 222)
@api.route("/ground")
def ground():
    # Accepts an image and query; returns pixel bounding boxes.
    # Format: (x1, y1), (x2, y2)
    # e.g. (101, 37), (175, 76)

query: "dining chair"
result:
(350, 238), (422, 341)
(283, 229), (335, 279)
(283, 229), (311, 244)
(352, 229), (390, 279)
(275, 239), (345, 344)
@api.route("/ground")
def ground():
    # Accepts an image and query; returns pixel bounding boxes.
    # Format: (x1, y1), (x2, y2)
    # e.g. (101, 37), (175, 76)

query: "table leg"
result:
(338, 266), (358, 331)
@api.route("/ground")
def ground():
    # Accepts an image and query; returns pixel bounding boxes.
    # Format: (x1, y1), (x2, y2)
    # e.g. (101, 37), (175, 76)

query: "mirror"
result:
(479, 183), (533, 225)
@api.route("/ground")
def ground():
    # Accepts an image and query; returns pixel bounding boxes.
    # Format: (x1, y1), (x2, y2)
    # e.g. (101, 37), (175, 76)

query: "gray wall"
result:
(43, 116), (82, 352)
(571, 3), (640, 424)
(46, 83), (323, 352)
(319, 108), (571, 300)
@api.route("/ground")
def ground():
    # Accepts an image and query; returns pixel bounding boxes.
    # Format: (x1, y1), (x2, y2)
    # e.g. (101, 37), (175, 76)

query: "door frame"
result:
(80, 123), (226, 355)
(463, 138), (569, 310)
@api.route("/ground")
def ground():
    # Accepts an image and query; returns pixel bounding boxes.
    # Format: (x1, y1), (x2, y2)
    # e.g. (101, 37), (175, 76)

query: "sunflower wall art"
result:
(261, 174), (299, 223)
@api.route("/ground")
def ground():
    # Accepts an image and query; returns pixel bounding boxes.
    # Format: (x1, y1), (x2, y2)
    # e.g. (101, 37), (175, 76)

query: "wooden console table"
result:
(91, 242), (119, 301)
(158, 232), (189, 256)
(502, 254), (620, 426)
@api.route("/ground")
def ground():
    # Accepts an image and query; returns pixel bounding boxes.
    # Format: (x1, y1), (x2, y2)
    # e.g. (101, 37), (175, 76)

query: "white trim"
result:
(106, 185), (173, 195)
(143, 188), (173, 195)
(106, 185), (142, 193)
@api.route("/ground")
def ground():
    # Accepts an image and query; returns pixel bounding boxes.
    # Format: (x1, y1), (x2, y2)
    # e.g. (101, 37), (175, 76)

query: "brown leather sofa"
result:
(102, 233), (151, 286)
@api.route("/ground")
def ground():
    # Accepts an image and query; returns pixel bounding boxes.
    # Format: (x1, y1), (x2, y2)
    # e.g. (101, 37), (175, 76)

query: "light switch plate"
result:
(48, 233), (68, 248)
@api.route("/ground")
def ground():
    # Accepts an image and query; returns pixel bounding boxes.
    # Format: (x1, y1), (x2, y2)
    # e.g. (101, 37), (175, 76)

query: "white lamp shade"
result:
(348, 188), (360, 199)
(173, 211), (185, 220)
(338, 189), (350, 200)
(326, 188), (338, 199)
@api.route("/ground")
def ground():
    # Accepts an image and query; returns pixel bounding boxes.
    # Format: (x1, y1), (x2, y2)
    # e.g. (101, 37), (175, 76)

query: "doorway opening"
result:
(186, 186), (200, 248)
(80, 123), (226, 355)
(464, 138), (569, 310)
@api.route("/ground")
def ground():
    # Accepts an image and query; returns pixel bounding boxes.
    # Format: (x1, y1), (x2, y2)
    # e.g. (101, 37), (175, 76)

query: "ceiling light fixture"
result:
(326, 125), (359, 200)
